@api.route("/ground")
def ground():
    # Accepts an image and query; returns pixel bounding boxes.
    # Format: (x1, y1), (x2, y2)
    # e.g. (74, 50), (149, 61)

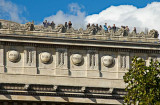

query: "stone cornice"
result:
(0, 83), (125, 100)
(0, 34), (160, 52)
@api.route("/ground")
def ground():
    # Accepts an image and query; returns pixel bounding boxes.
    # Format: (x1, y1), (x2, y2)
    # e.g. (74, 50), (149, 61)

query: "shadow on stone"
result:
(4, 95), (12, 100)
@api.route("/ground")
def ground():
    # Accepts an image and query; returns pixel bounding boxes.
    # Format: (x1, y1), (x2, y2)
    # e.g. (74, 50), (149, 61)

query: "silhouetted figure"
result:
(87, 23), (90, 29)
(30, 21), (35, 31)
(125, 26), (129, 32)
(43, 20), (48, 27)
(120, 26), (126, 36)
(90, 24), (96, 35)
(96, 24), (99, 32)
(92, 24), (95, 27)
(68, 21), (72, 29)
(65, 22), (68, 29)
(121, 26), (125, 29)
(112, 24), (117, 33)
(99, 25), (102, 30)
(50, 21), (55, 29)
(133, 27), (137, 34)
(124, 26), (129, 36)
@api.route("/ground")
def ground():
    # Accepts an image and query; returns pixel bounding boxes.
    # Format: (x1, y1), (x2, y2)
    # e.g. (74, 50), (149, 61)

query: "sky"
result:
(0, 0), (160, 33)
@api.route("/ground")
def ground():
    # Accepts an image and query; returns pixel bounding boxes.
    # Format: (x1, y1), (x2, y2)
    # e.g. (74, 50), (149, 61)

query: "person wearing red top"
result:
(68, 21), (72, 29)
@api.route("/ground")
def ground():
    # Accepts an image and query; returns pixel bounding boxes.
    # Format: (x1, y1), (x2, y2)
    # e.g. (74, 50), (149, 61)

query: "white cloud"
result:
(43, 2), (160, 33)
(43, 3), (86, 29)
(0, 0), (26, 23)
(85, 2), (160, 33)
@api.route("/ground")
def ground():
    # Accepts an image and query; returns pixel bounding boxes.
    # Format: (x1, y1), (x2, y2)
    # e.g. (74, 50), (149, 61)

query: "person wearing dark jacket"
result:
(112, 24), (117, 33)
(50, 21), (55, 29)
(43, 20), (48, 27)
(30, 21), (35, 31)
(87, 23), (90, 29)
(65, 22), (68, 29)
(96, 24), (99, 32)
(133, 27), (136, 34)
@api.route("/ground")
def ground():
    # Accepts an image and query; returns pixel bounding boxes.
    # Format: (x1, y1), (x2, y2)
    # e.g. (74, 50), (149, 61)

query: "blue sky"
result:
(0, 0), (160, 32)
(9, 0), (160, 23)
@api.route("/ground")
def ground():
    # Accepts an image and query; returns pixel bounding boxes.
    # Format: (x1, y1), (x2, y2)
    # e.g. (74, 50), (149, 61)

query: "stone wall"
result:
(0, 36), (160, 89)
(0, 19), (160, 104)
(0, 44), (127, 87)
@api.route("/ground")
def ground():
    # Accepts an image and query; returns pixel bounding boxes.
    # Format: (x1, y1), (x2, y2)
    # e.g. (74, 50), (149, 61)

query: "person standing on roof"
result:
(112, 24), (117, 33)
(43, 20), (48, 28)
(104, 23), (108, 32)
(68, 21), (72, 29)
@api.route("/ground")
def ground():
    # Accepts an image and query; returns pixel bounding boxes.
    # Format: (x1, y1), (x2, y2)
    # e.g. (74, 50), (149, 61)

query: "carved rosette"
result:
(40, 52), (51, 64)
(71, 54), (83, 66)
(102, 56), (114, 67)
(8, 50), (20, 62)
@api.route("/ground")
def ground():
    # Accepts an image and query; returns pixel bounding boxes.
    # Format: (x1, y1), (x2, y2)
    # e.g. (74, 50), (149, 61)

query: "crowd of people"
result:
(43, 20), (55, 29)
(43, 20), (72, 30)
(1, 19), (138, 35)
(1, 20), (158, 37)
(43, 20), (137, 34)
(86, 22), (137, 34)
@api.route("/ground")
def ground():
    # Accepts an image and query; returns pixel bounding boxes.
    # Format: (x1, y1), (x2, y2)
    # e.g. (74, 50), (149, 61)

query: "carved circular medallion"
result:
(40, 52), (51, 64)
(8, 50), (20, 62)
(102, 56), (114, 67)
(71, 54), (83, 66)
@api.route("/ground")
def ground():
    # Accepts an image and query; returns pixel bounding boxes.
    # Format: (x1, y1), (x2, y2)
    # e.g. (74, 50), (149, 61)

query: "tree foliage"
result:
(123, 57), (160, 105)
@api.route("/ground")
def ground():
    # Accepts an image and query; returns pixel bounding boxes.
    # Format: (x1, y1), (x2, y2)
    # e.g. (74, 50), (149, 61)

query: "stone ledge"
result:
(0, 95), (123, 104)
(0, 83), (126, 95)
(0, 34), (160, 51)
(0, 83), (125, 104)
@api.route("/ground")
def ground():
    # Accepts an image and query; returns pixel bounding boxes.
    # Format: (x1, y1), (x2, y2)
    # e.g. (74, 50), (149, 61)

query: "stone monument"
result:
(0, 19), (159, 105)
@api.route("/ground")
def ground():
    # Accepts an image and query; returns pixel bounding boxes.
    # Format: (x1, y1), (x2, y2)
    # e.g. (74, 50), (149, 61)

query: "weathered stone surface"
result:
(0, 19), (160, 104)
(0, 19), (159, 43)
(71, 54), (83, 66)
(102, 56), (114, 67)
(148, 29), (159, 38)
(8, 50), (20, 62)
(40, 52), (51, 64)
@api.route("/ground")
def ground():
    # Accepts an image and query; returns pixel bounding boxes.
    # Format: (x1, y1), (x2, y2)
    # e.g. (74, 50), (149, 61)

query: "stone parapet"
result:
(0, 19), (160, 104)
(0, 19), (159, 43)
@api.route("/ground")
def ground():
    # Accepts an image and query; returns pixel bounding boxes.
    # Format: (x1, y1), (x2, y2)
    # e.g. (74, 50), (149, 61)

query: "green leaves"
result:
(123, 56), (160, 105)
